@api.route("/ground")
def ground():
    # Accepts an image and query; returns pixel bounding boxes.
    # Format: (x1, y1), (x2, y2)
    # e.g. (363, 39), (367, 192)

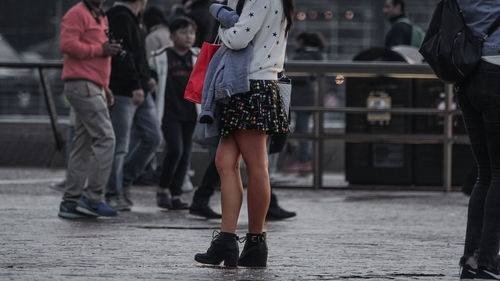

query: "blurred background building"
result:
(0, 0), (441, 117)
(0, 0), (439, 60)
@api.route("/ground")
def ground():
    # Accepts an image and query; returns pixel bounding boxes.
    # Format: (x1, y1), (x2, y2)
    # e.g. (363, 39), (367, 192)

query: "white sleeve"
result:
(218, 0), (271, 50)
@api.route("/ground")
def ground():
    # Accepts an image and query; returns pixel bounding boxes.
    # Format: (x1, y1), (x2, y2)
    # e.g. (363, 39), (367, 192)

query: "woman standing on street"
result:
(456, 1), (500, 280)
(194, 0), (294, 267)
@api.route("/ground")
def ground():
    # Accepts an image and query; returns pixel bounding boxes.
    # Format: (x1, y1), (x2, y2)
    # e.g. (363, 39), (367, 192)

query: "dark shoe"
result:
(238, 233), (268, 267)
(266, 205), (296, 220)
(170, 198), (189, 210)
(190, 201), (222, 219)
(460, 264), (476, 281)
(194, 231), (239, 267)
(76, 197), (117, 217)
(267, 193), (296, 220)
(477, 262), (500, 280)
(58, 201), (88, 219)
(122, 186), (133, 206)
(106, 195), (131, 212)
(476, 268), (500, 280)
(157, 192), (172, 209)
(460, 253), (479, 281)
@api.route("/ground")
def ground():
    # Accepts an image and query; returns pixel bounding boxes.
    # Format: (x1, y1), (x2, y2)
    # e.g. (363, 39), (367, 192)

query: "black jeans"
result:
(457, 60), (500, 270)
(192, 146), (218, 203)
(159, 118), (196, 196)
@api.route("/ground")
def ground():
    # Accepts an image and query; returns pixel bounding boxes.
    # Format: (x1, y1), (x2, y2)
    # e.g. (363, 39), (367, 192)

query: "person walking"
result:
(195, 0), (294, 267)
(285, 32), (327, 173)
(183, 0), (217, 48)
(143, 6), (172, 59)
(455, 1), (500, 280)
(58, 0), (119, 219)
(383, 0), (424, 48)
(105, 0), (162, 211)
(151, 17), (199, 210)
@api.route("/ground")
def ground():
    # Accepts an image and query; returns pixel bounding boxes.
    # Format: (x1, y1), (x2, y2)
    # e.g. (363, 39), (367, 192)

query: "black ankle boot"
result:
(238, 233), (268, 267)
(194, 231), (239, 267)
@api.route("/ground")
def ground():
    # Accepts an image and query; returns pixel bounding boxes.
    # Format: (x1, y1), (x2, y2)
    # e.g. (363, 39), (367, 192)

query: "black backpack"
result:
(419, 0), (500, 84)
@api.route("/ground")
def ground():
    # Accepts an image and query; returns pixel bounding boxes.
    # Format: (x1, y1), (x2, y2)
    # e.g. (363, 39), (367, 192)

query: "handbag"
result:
(419, 0), (500, 84)
(269, 72), (292, 154)
(184, 42), (222, 104)
(277, 72), (292, 120)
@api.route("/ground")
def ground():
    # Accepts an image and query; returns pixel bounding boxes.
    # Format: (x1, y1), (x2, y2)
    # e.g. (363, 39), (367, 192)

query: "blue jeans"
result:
(106, 94), (162, 198)
(458, 60), (500, 270)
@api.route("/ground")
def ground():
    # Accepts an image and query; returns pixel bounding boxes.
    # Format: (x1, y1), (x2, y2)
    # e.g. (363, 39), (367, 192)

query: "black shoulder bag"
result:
(419, 0), (500, 84)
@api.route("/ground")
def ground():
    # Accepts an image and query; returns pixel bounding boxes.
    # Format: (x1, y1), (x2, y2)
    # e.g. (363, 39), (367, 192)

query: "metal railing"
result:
(0, 60), (64, 150)
(284, 61), (465, 192)
(0, 60), (466, 191)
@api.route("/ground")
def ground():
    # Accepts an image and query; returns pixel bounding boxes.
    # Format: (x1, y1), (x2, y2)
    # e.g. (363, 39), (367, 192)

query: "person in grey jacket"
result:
(456, 1), (500, 280)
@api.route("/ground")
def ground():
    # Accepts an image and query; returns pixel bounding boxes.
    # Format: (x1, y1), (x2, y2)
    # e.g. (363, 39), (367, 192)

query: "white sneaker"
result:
(182, 176), (194, 193)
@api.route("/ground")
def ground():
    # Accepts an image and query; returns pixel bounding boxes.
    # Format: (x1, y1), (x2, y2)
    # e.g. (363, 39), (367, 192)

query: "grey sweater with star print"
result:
(219, 0), (287, 80)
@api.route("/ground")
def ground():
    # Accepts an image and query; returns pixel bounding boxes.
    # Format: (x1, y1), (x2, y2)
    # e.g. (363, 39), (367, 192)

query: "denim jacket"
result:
(457, 0), (500, 56)
(198, 4), (253, 137)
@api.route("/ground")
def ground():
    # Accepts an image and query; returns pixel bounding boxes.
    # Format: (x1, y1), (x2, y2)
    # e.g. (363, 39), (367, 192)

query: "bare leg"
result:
(215, 135), (243, 234)
(234, 130), (270, 234)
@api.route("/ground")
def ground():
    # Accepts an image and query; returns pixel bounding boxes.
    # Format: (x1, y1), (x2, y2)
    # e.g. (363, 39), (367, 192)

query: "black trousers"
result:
(457, 60), (500, 270)
(159, 118), (196, 196)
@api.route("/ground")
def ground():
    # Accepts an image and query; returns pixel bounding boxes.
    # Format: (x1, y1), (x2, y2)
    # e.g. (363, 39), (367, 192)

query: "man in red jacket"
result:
(58, 0), (121, 219)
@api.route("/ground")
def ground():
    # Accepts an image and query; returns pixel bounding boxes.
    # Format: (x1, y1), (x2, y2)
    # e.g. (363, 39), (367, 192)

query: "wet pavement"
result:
(0, 168), (470, 280)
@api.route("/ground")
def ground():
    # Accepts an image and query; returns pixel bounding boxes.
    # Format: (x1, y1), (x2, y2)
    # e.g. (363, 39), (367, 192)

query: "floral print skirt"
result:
(219, 80), (289, 138)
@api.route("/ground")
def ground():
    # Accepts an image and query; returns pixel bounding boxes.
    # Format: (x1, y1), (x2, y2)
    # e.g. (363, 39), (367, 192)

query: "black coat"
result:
(385, 15), (412, 48)
(107, 5), (151, 96)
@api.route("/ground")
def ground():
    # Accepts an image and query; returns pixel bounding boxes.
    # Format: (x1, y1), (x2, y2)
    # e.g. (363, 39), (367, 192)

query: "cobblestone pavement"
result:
(0, 168), (470, 281)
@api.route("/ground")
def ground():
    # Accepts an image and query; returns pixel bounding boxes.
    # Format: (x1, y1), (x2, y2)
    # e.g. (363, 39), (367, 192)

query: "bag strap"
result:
(213, 25), (221, 44)
(485, 16), (500, 39)
(455, 0), (500, 40)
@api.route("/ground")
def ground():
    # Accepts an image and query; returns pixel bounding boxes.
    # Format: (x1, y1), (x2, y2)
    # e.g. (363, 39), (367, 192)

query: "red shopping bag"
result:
(184, 42), (222, 104)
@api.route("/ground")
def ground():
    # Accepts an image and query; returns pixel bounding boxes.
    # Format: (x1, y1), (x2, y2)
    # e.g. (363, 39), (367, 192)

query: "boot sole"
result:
(195, 253), (238, 267)
(58, 211), (88, 219)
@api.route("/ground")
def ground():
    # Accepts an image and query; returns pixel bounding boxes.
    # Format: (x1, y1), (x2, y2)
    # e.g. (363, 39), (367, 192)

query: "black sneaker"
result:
(157, 192), (172, 209)
(459, 264), (476, 281)
(477, 267), (500, 280)
(266, 205), (296, 221)
(189, 201), (221, 219)
(170, 198), (189, 210)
